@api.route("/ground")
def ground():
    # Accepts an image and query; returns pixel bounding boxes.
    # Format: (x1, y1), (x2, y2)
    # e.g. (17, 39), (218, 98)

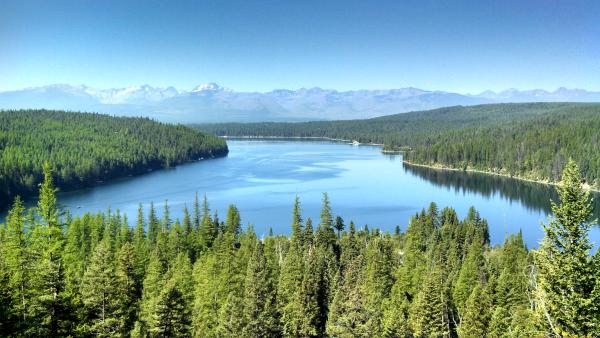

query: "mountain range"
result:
(1, 83), (599, 123)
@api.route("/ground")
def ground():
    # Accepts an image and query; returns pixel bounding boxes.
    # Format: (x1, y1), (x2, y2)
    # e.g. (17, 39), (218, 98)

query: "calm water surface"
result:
(55, 140), (599, 248)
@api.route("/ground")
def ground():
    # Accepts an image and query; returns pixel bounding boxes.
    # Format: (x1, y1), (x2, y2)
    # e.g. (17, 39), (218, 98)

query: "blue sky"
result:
(1, 0), (598, 93)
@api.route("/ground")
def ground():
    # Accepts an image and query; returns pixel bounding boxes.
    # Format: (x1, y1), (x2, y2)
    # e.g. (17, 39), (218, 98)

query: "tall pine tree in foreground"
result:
(243, 241), (279, 337)
(28, 163), (68, 336)
(535, 159), (599, 336)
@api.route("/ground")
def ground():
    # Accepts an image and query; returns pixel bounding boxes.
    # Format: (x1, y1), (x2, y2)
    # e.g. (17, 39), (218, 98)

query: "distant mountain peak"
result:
(1, 84), (598, 123)
(191, 83), (222, 92)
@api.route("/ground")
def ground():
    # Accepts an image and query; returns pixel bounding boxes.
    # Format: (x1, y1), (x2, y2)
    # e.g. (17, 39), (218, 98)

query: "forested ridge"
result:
(0, 109), (228, 208)
(0, 160), (598, 337)
(196, 103), (600, 189)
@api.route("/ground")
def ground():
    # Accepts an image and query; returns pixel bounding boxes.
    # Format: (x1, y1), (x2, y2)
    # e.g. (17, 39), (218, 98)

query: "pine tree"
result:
(4, 197), (31, 332)
(326, 255), (370, 337)
(225, 204), (241, 237)
(409, 265), (450, 338)
(297, 247), (325, 337)
(150, 280), (191, 337)
(136, 251), (166, 336)
(534, 159), (598, 336)
(382, 215), (428, 337)
(182, 205), (195, 260)
(193, 192), (201, 231)
(243, 241), (279, 337)
(0, 226), (14, 335)
(150, 253), (193, 337)
(334, 215), (344, 239)
(80, 242), (120, 336)
(115, 242), (140, 335)
(133, 203), (148, 280)
(457, 283), (492, 338)
(216, 293), (245, 337)
(200, 194), (216, 248)
(148, 202), (159, 244)
(28, 163), (68, 336)
(316, 193), (336, 249)
(278, 199), (306, 336)
(362, 236), (394, 336)
(291, 195), (303, 243)
(452, 239), (485, 318)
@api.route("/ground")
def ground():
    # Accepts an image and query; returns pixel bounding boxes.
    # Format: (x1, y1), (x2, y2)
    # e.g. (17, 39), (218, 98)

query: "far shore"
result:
(221, 135), (599, 193)
(401, 160), (600, 193)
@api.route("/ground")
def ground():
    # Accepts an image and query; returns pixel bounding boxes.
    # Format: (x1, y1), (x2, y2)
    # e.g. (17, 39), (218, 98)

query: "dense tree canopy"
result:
(0, 109), (228, 207)
(197, 103), (600, 189)
(0, 163), (597, 337)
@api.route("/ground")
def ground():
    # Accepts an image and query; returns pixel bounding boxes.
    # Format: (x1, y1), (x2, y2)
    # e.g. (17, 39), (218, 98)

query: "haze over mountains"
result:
(1, 83), (599, 123)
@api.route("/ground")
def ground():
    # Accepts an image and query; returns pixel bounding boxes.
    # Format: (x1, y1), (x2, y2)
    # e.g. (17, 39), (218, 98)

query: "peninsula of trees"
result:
(196, 103), (600, 189)
(0, 110), (228, 207)
(0, 160), (598, 337)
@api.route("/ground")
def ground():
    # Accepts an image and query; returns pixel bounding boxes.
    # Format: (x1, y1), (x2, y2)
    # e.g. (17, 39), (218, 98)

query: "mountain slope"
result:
(2, 84), (597, 123)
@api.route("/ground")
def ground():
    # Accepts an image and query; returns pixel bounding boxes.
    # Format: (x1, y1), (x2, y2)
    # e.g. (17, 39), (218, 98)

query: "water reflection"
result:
(402, 162), (600, 221)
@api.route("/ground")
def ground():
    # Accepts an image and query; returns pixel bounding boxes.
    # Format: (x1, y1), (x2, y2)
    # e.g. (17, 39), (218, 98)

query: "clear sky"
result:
(1, 0), (599, 93)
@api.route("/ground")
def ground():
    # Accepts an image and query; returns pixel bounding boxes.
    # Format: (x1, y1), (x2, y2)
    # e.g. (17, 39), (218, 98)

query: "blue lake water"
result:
(55, 139), (600, 248)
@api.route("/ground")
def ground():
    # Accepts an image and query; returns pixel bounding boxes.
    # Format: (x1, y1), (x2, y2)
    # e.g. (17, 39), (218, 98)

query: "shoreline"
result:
(222, 135), (384, 146)
(221, 135), (599, 193)
(402, 160), (600, 193)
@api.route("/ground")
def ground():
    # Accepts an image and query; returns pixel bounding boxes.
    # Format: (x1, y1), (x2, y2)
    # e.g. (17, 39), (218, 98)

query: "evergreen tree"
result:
(362, 236), (394, 336)
(297, 247), (325, 337)
(200, 194), (216, 248)
(534, 160), (598, 336)
(409, 265), (450, 338)
(136, 251), (166, 336)
(457, 283), (492, 338)
(150, 280), (191, 337)
(4, 197), (31, 332)
(278, 200), (306, 336)
(80, 242), (120, 336)
(115, 242), (140, 335)
(28, 163), (68, 336)
(316, 193), (336, 249)
(149, 253), (193, 337)
(225, 204), (242, 237)
(291, 195), (303, 243)
(243, 242), (279, 337)
(216, 293), (245, 337)
(133, 203), (148, 286)
(334, 215), (344, 239)
(148, 202), (159, 244)
(0, 226), (13, 335)
(452, 240), (485, 318)
(326, 255), (370, 337)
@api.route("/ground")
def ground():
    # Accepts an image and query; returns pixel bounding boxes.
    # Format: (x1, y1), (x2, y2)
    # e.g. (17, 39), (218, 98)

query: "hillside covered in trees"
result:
(197, 103), (600, 189)
(0, 110), (228, 208)
(0, 160), (597, 337)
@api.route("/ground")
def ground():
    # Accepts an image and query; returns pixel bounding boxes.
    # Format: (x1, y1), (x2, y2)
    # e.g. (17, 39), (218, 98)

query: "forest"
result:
(0, 160), (597, 337)
(196, 103), (600, 189)
(0, 110), (228, 208)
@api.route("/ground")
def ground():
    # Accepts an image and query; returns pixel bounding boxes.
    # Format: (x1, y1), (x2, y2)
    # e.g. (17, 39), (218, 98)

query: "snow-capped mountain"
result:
(0, 84), (598, 123)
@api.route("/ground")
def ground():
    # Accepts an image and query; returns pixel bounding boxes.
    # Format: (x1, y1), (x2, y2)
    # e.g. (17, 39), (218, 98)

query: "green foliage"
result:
(80, 242), (121, 336)
(0, 109), (228, 207)
(0, 163), (597, 337)
(534, 159), (599, 336)
(242, 242), (279, 337)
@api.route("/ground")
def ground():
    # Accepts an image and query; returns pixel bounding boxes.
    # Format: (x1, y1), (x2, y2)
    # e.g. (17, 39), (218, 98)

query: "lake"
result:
(53, 139), (600, 248)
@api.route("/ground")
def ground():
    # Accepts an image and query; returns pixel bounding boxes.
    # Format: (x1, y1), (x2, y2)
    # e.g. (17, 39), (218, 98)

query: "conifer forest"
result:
(0, 160), (598, 337)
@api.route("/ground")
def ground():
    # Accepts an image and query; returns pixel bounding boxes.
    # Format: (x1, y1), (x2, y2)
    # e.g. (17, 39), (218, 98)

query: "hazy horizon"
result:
(2, 82), (599, 96)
